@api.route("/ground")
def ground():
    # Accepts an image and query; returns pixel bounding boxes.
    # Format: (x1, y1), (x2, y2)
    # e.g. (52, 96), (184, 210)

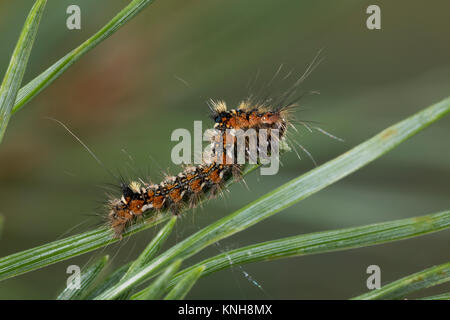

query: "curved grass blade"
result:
(163, 265), (205, 300)
(94, 97), (450, 299)
(11, 0), (156, 115)
(167, 210), (450, 289)
(131, 259), (182, 300)
(0, 0), (47, 143)
(57, 255), (109, 300)
(352, 262), (450, 300)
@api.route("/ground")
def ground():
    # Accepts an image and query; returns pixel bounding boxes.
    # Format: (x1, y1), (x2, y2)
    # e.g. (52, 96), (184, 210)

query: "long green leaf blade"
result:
(131, 259), (182, 300)
(85, 262), (132, 300)
(352, 262), (450, 300)
(57, 255), (109, 300)
(123, 217), (177, 280)
(167, 210), (450, 289)
(163, 265), (205, 300)
(0, 0), (47, 142)
(0, 215), (168, 281)
(11, 0), (156, 115)
(94, 97), (450, 299)
(116, 217), (177, 299)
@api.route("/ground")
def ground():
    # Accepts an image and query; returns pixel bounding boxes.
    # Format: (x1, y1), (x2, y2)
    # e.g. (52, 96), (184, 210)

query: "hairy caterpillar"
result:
(105, 55), (331, 238)
(107, 99), (292, 238)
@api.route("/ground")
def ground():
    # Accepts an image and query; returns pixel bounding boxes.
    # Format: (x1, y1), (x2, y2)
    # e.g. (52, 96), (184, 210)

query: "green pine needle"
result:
(131, 259), (183, 300)
(352, 261), (450, 300)
(167, 210), (450, 290)
(163, 265), (205, 300)
(0, 0), (47, 143)
(57, 255), (109, 300)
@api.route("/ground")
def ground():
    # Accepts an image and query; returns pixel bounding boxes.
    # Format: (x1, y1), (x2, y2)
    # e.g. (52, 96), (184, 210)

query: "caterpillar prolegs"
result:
(107, 99), (291, 238)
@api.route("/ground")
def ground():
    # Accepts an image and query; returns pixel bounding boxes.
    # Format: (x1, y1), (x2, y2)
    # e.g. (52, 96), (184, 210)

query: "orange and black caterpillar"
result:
(107, 99), (291, 238)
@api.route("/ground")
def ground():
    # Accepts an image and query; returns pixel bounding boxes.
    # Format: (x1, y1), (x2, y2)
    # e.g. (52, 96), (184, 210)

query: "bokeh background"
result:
(0, 0), (449, 299)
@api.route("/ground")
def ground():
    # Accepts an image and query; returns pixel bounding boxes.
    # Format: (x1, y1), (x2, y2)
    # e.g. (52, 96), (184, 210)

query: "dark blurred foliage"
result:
(0, 0), (449, 299)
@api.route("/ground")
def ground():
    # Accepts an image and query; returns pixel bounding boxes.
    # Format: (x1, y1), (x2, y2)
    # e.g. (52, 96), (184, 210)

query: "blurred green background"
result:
(0, 0), (449, 299)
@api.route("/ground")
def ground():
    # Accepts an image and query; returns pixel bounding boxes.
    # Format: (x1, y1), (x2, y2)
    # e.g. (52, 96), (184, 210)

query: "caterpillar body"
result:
(107, 99), (291, 238)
